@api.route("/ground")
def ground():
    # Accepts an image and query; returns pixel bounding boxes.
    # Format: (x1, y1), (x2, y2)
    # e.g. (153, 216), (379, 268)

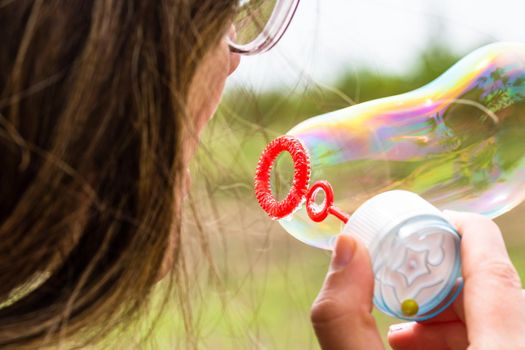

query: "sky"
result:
(227, 0), (525, 91)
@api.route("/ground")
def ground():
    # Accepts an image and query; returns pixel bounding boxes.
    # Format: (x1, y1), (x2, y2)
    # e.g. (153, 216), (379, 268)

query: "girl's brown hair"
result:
(0, 0), (235, 348)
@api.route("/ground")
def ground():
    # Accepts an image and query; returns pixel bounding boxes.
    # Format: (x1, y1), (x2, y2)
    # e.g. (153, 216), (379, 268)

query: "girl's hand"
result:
(311, 211), (525, 350)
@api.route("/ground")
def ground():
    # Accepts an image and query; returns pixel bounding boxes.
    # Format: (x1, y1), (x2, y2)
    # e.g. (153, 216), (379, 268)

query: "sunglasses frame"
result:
(228, 0), (301, 55)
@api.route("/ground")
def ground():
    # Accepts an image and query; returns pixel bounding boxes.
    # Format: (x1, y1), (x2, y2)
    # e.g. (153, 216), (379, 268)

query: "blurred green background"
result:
(142, 43), (525, 349)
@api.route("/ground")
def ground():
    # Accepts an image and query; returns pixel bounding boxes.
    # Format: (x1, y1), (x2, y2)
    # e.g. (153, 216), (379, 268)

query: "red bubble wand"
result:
(254, 135), (350, 224)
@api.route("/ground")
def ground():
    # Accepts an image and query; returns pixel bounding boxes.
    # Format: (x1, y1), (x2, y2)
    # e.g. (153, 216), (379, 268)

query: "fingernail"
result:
(388, 322), (413, 333)
(331, 235), (356, 270)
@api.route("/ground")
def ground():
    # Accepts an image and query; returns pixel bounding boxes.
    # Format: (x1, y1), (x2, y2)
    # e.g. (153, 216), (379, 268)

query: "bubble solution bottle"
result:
(254, 42), (525, 320)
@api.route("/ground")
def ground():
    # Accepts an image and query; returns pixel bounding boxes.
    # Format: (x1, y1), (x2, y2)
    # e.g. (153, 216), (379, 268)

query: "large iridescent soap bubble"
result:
(256, 42), (525, 250)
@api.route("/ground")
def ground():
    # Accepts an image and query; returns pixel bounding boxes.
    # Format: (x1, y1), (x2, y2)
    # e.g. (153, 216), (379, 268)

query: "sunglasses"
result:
(228, 0), (301, 55)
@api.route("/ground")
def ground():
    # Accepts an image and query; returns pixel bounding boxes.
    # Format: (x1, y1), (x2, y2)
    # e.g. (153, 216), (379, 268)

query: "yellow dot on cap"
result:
(401, 299), (419, 316)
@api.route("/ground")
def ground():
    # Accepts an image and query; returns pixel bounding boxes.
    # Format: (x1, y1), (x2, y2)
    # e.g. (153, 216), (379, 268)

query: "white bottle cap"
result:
(342, 190), (445, 249)
(341, 190), (462, 321)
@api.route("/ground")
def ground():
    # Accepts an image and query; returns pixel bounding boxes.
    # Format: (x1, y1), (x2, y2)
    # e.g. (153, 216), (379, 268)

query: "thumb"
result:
(311, 234), (384, 350)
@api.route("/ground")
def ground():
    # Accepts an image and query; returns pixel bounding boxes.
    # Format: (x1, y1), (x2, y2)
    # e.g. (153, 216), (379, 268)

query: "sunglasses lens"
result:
(232, 0), (278, 46)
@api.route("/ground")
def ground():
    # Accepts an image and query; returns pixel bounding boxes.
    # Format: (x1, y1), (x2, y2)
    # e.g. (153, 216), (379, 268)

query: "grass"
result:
(137, 198), (525, 350)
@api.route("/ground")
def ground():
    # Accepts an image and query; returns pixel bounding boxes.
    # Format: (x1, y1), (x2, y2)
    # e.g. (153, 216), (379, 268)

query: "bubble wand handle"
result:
(306, 180), (350, 224)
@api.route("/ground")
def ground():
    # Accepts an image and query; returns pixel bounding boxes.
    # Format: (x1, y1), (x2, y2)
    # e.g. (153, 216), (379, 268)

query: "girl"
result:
(0, 0), (523, 349)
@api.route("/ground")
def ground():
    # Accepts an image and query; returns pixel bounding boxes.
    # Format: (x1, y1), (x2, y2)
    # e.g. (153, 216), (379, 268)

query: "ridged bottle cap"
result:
(342, 190), (444, 249)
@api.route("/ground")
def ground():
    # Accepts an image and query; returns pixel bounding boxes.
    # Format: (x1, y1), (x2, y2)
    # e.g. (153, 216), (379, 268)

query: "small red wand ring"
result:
(306, 181), (350, 224)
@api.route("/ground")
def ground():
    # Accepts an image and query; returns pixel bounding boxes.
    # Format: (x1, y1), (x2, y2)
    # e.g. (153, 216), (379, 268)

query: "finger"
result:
(311, 234), (383, 350)
(388, 321), (467, 350)
(443, 211), (525, 347)
(443, 211), (518, 281)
